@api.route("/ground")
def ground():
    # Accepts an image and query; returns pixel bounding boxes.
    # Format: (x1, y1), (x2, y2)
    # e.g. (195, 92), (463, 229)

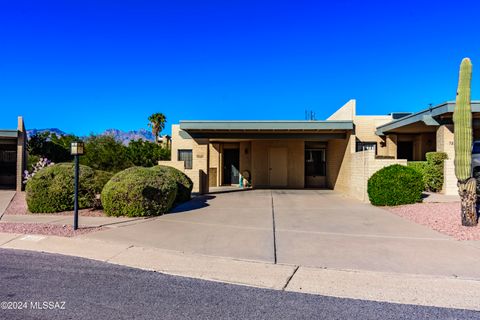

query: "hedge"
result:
(407, 161), (427, 178)
(423, 152), (448, 192)
(101, 167), (178, 217)
(26, 163), (98, 213)
(407, 152), (448, 192)
(368, 164), (424, 206)
(152, 165), (193, 204)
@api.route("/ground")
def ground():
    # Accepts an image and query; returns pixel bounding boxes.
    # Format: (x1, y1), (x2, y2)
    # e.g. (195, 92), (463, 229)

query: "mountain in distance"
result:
(102, 128), (155, 144)
(27, 128), (156, 145)
(27, 128), (66, 138)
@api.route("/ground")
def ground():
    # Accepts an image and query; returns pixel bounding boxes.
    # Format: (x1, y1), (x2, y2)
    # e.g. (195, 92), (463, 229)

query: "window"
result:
(178, 149), (193, 169)
(356, 142), (377, 153)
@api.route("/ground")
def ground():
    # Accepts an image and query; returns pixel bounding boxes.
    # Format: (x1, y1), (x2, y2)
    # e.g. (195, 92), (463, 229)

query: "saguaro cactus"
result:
(453, 57), (478, 226)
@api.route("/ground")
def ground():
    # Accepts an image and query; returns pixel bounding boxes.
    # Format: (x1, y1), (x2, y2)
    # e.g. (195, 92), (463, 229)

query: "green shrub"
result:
(407, 161), (427, 178)
(425, 152), (448, 166)
(27, 154), (41, 172)
(101, 167), (177, 217)
(26, 163), (97, 213)
(126, 139), (170, 167)
(424, 152), (448, 192)
(80, 135), (132, 172)
(406, 153), (448, 193)
(153, 165), (193, 204)
(93, 170), (114, 194)
(368, 164), (424, 206)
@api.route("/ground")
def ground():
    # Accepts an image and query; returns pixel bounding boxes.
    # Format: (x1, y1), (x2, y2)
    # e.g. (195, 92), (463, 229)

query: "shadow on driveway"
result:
(169, 195), (216, 213)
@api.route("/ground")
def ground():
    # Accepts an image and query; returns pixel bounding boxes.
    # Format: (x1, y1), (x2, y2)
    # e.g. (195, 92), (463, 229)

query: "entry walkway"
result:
(82, 189), (480, 279)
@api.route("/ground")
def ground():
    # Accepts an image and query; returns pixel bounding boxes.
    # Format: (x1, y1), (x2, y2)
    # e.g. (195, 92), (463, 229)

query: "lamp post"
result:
(71, 142), (85, 230)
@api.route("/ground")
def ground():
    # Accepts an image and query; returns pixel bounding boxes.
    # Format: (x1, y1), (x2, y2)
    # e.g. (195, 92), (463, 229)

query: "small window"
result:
(178, 149), (193, 169)
(473, 143), (480, 154)
(356, 142), (377, 153)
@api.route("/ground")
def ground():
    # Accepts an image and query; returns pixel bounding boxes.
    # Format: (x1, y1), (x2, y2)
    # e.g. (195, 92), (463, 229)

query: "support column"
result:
(16, 116), (26, 192)
(193, 139), (210, 194)
(386, 134), (397, 159)
(436, 125), (455, 159)
(436, 125), (456, 195)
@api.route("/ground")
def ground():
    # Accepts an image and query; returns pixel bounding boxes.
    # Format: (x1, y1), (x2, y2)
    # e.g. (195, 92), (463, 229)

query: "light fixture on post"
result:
(71, 141), (85, 230)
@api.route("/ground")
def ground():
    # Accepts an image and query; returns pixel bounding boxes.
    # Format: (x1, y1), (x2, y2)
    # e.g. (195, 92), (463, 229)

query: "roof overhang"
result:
(0, 130), (18, 138)
(179, 120), (353, 140)
(376, 101), (480, 135)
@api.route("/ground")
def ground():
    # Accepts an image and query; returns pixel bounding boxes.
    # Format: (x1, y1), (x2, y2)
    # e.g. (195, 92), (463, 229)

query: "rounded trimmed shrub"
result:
(367, 164), (424, 206)
(101, 167), (177, 217)
(152, 165), (193, 204)
(26, 163), (97, 213)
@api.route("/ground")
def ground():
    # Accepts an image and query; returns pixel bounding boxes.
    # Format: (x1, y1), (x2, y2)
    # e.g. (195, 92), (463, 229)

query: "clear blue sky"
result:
(1, 0), (480, 135)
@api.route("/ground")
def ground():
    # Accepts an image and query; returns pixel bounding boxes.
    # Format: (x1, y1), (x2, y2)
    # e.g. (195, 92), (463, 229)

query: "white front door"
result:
(268, 147), (288, 187)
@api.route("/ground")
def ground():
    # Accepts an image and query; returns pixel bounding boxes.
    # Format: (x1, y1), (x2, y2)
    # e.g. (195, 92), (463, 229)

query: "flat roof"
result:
(180, 120), (354, 131)
(376, 101), (480, 135)
(0, 130), (18, 138)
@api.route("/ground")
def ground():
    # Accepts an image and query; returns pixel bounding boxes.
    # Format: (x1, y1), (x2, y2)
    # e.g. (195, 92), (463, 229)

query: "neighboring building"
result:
(159, 135), (172, 149)
(160, 100), (477, 201)
(0, 117), (27, 191)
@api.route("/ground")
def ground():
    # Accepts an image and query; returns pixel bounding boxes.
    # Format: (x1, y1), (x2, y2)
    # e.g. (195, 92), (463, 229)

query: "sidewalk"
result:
(1, 232), (479, 311)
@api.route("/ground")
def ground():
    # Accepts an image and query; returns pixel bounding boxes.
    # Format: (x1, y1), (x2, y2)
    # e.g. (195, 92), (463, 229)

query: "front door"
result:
(397, 141), (414, 161)
(269, 147), (288, 187)
(223, 149), (240, 185)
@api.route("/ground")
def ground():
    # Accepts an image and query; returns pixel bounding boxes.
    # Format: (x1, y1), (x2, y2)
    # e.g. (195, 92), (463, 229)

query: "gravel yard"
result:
(0, 222), (104, 237)
(387, 202), (480, 240)
(0, 192), (108, 237)
(2, 192), (105, 217)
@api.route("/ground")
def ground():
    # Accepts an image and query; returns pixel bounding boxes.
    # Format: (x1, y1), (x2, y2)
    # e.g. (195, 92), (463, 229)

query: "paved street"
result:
(1, 249), (478, 320)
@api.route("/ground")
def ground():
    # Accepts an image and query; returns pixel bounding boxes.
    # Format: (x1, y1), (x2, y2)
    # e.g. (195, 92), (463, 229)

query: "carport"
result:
(0, 117), (27, 191)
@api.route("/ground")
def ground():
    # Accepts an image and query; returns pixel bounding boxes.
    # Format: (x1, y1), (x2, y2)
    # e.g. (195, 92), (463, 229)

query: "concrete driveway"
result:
(83, 189), (480, 279)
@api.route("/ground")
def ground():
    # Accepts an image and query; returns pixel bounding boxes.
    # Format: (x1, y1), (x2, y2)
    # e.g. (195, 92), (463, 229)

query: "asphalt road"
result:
(0, 249), (478, 320)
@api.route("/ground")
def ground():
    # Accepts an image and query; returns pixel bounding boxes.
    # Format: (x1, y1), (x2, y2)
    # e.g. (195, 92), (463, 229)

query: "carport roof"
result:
(0, 130), (18, 138)
(179, 120), (354, 131)
(376, 101), (480, 135)
(179, 120), (353, 139)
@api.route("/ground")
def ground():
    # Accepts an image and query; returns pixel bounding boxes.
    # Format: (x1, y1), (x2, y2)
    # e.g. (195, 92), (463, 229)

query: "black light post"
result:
(71, 142), (85, 230)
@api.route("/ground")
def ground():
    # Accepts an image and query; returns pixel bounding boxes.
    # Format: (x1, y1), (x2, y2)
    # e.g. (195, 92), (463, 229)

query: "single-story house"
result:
(0, 117), (27, 191)
(160, 100), (476, 201)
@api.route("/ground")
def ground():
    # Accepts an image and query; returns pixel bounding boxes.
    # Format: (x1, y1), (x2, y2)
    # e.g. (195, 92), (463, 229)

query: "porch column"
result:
(436, 125), (456, 195)
(386, 134), (397, 159)
(436, 124), (454, 159)
(194, 139), (210, 194)
(16, 116), (26, 192)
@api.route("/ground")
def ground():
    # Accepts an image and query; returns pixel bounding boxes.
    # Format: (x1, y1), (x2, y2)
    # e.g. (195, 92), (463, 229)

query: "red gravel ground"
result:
(3, 192), (105, 217)
(387, 202), (480, 241)
(0, 192), (108, 237)
(0, 222), (104, 237)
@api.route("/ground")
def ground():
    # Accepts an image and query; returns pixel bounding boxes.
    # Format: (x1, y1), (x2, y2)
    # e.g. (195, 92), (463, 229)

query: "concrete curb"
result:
(0, 232), (479, 311)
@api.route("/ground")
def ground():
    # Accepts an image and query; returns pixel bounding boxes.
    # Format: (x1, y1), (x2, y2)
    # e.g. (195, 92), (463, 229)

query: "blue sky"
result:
(1, 0), (479, 135)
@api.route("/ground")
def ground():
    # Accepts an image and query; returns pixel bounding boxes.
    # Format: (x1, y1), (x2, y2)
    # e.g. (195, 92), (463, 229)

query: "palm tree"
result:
(148, 113), (167, 144)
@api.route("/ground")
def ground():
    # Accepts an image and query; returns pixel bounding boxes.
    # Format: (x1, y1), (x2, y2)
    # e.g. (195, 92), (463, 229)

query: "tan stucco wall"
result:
(239, 141), (252, 183)
(326, 135), (352, 190)
(166, 125), (209, 193)
(353, 115), (392, 157)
